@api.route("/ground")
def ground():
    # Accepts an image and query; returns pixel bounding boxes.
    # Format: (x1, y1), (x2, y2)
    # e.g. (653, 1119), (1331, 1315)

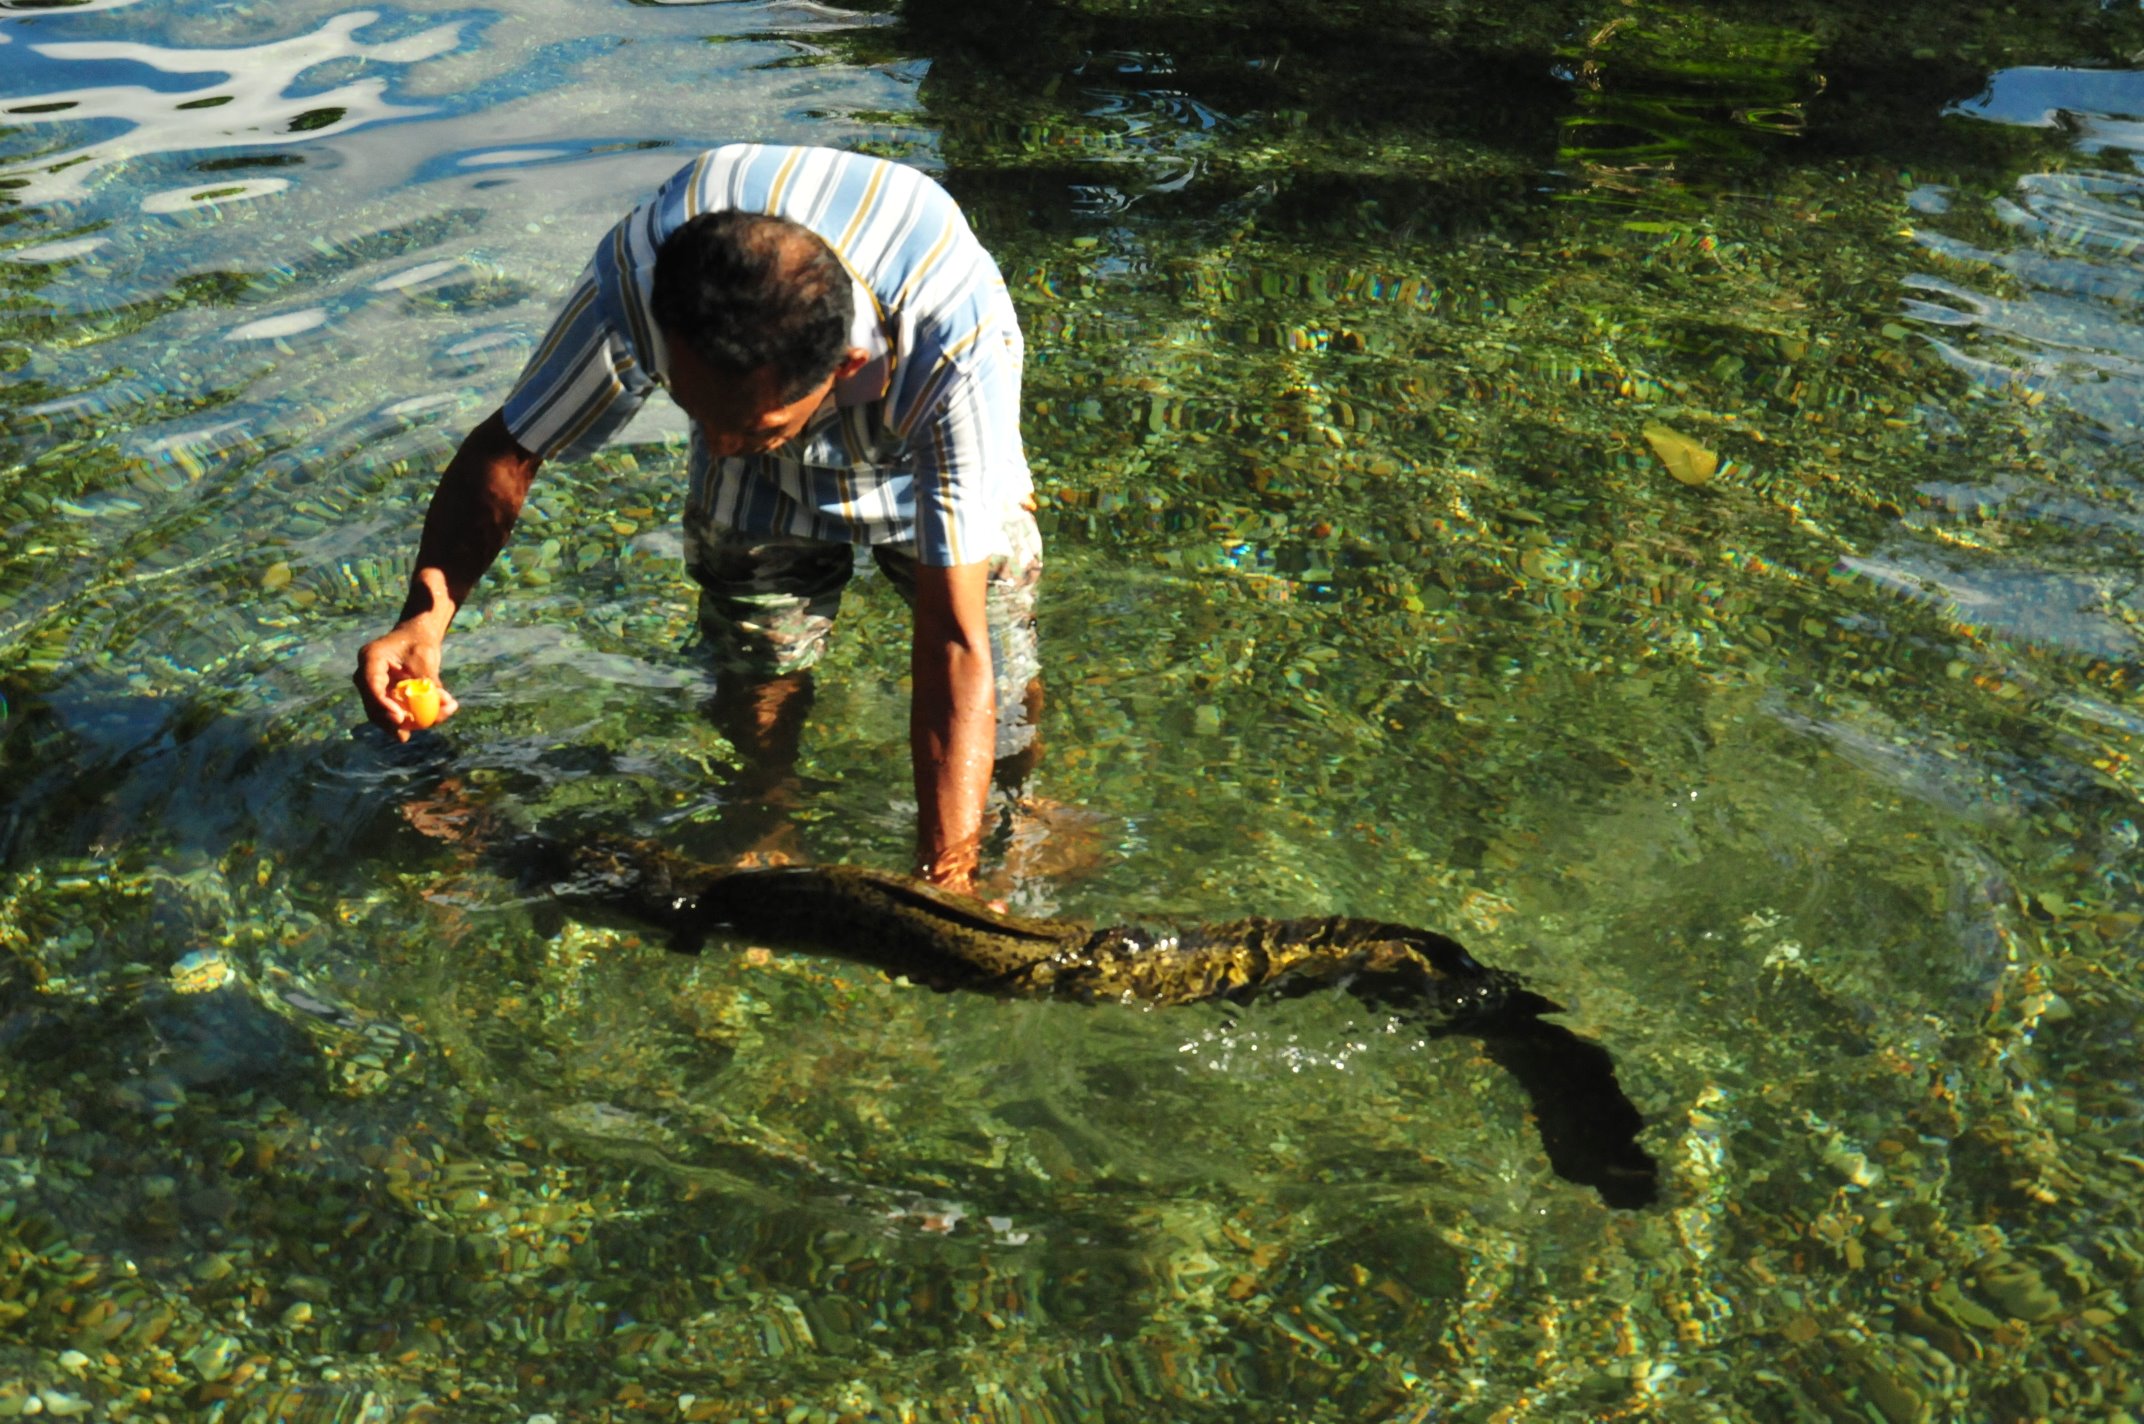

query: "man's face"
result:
(662, 332), (863, 459)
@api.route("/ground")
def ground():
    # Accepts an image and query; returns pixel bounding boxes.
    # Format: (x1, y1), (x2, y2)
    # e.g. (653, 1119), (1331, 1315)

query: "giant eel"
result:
(511, 834), (1661, 1208)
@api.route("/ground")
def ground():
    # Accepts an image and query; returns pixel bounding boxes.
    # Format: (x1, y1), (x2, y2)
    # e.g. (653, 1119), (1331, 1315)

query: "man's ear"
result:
(836, 346), (870, 379)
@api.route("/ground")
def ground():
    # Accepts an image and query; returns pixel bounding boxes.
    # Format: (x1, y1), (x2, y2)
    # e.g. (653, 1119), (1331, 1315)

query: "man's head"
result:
(651, 211), (867, 456)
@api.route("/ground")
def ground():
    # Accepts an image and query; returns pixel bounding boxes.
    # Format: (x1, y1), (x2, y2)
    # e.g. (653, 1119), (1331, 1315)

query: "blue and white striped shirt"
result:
(500, 144), (1032, 567)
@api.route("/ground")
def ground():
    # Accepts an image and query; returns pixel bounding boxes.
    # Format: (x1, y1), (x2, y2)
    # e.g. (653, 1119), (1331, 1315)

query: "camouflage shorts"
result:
(685, 511), (1045, 756)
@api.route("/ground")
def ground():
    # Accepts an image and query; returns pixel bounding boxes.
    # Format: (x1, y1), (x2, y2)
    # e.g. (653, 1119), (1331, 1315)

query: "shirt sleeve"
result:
(909, 311), (1032, 567)
(499, 255), (652, 463)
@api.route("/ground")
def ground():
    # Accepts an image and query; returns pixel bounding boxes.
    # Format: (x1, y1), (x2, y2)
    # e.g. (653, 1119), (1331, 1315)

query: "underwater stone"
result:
(185, 1335), (241, 1382)
(1978, 1257), (2064, 1323)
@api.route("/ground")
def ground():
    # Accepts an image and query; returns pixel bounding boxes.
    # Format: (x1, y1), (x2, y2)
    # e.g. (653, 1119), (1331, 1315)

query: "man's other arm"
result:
(909, 561), (995, 892)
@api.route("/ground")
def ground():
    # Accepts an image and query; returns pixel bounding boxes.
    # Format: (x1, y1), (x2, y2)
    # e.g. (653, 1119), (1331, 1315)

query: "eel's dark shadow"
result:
(1473, 1011), (1659, 1209)
(1326, 970), (1658, 1209)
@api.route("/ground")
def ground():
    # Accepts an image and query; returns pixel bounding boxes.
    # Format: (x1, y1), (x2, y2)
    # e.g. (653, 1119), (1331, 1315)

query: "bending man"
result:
(353, 144), (1042, 894)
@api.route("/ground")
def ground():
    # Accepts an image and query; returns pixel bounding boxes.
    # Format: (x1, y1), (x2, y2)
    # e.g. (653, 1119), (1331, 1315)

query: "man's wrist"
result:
(915, 839), (981, 891)
(914, 805), (984, 884)
(396, 568), (461, 634)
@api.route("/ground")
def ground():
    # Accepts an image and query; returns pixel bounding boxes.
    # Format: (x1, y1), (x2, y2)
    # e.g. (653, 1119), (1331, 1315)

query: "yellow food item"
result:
(392, 677), (443, 729)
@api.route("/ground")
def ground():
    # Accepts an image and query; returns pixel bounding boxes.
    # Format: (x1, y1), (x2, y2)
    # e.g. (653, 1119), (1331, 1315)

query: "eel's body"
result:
(516, 835), (1660, 1208)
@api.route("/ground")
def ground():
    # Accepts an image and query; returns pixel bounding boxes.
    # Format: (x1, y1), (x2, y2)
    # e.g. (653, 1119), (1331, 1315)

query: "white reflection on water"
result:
(1912, 71), (2144, 434)
(1840, 547), (2138, 662)
(3, 234), (108, 263)
(0, 0), (144, 11)
(1949, 65), (2144, 135)
(139, 174), (291, 213)
(227, 307), (329, 341)
(368, 258), (458, 291)
(458, 146), (573, 168)
(2, 8), (464, 205)
(1888, 69), (2144, 689)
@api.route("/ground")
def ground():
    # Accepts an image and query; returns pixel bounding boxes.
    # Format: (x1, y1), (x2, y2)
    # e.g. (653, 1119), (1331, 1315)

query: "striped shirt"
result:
(500, 144), (1032, 567)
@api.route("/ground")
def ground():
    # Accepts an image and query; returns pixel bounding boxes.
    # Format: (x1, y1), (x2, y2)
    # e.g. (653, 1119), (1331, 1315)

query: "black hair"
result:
(650, 211), (854, 401)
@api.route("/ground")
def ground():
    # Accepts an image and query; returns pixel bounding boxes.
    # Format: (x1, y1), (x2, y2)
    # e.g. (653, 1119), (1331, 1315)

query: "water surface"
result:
(7, 1), (2144, 1419)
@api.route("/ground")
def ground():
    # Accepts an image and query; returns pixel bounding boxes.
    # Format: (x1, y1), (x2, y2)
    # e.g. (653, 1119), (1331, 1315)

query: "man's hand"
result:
(920, 856), (981, 898)
(354, 620), (460, 741)
(351, 410), (540, 741)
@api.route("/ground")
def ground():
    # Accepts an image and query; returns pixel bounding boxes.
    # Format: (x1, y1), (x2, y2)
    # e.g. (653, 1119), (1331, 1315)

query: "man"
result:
(353, 144), (1042, 895)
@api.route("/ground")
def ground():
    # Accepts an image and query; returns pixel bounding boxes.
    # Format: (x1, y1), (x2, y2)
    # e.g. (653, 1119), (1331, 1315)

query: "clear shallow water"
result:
(8, 1), (2144, 1419)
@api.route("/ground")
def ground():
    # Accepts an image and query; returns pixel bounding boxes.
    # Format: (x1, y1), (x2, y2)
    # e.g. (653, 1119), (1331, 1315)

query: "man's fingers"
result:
(372, 694), (413, 735)
(354, 649), (414, 735)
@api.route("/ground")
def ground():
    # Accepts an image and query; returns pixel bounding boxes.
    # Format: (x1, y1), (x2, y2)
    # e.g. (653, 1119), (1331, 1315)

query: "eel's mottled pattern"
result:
(515, 836), (1661, 1208)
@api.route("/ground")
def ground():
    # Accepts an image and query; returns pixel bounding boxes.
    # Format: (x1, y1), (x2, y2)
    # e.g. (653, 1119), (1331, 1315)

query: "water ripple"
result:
(1, 8), (468, 206)
(1910, 78), (2144, 448)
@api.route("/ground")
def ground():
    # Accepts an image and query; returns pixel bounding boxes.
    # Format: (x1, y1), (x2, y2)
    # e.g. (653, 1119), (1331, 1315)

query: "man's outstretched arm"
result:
(909, 560), (996, 893)
(353, 409), (541, 739)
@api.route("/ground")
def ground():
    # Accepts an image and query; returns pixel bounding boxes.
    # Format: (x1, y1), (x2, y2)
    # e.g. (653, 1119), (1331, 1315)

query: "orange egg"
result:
(392, 677), (443, 730)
